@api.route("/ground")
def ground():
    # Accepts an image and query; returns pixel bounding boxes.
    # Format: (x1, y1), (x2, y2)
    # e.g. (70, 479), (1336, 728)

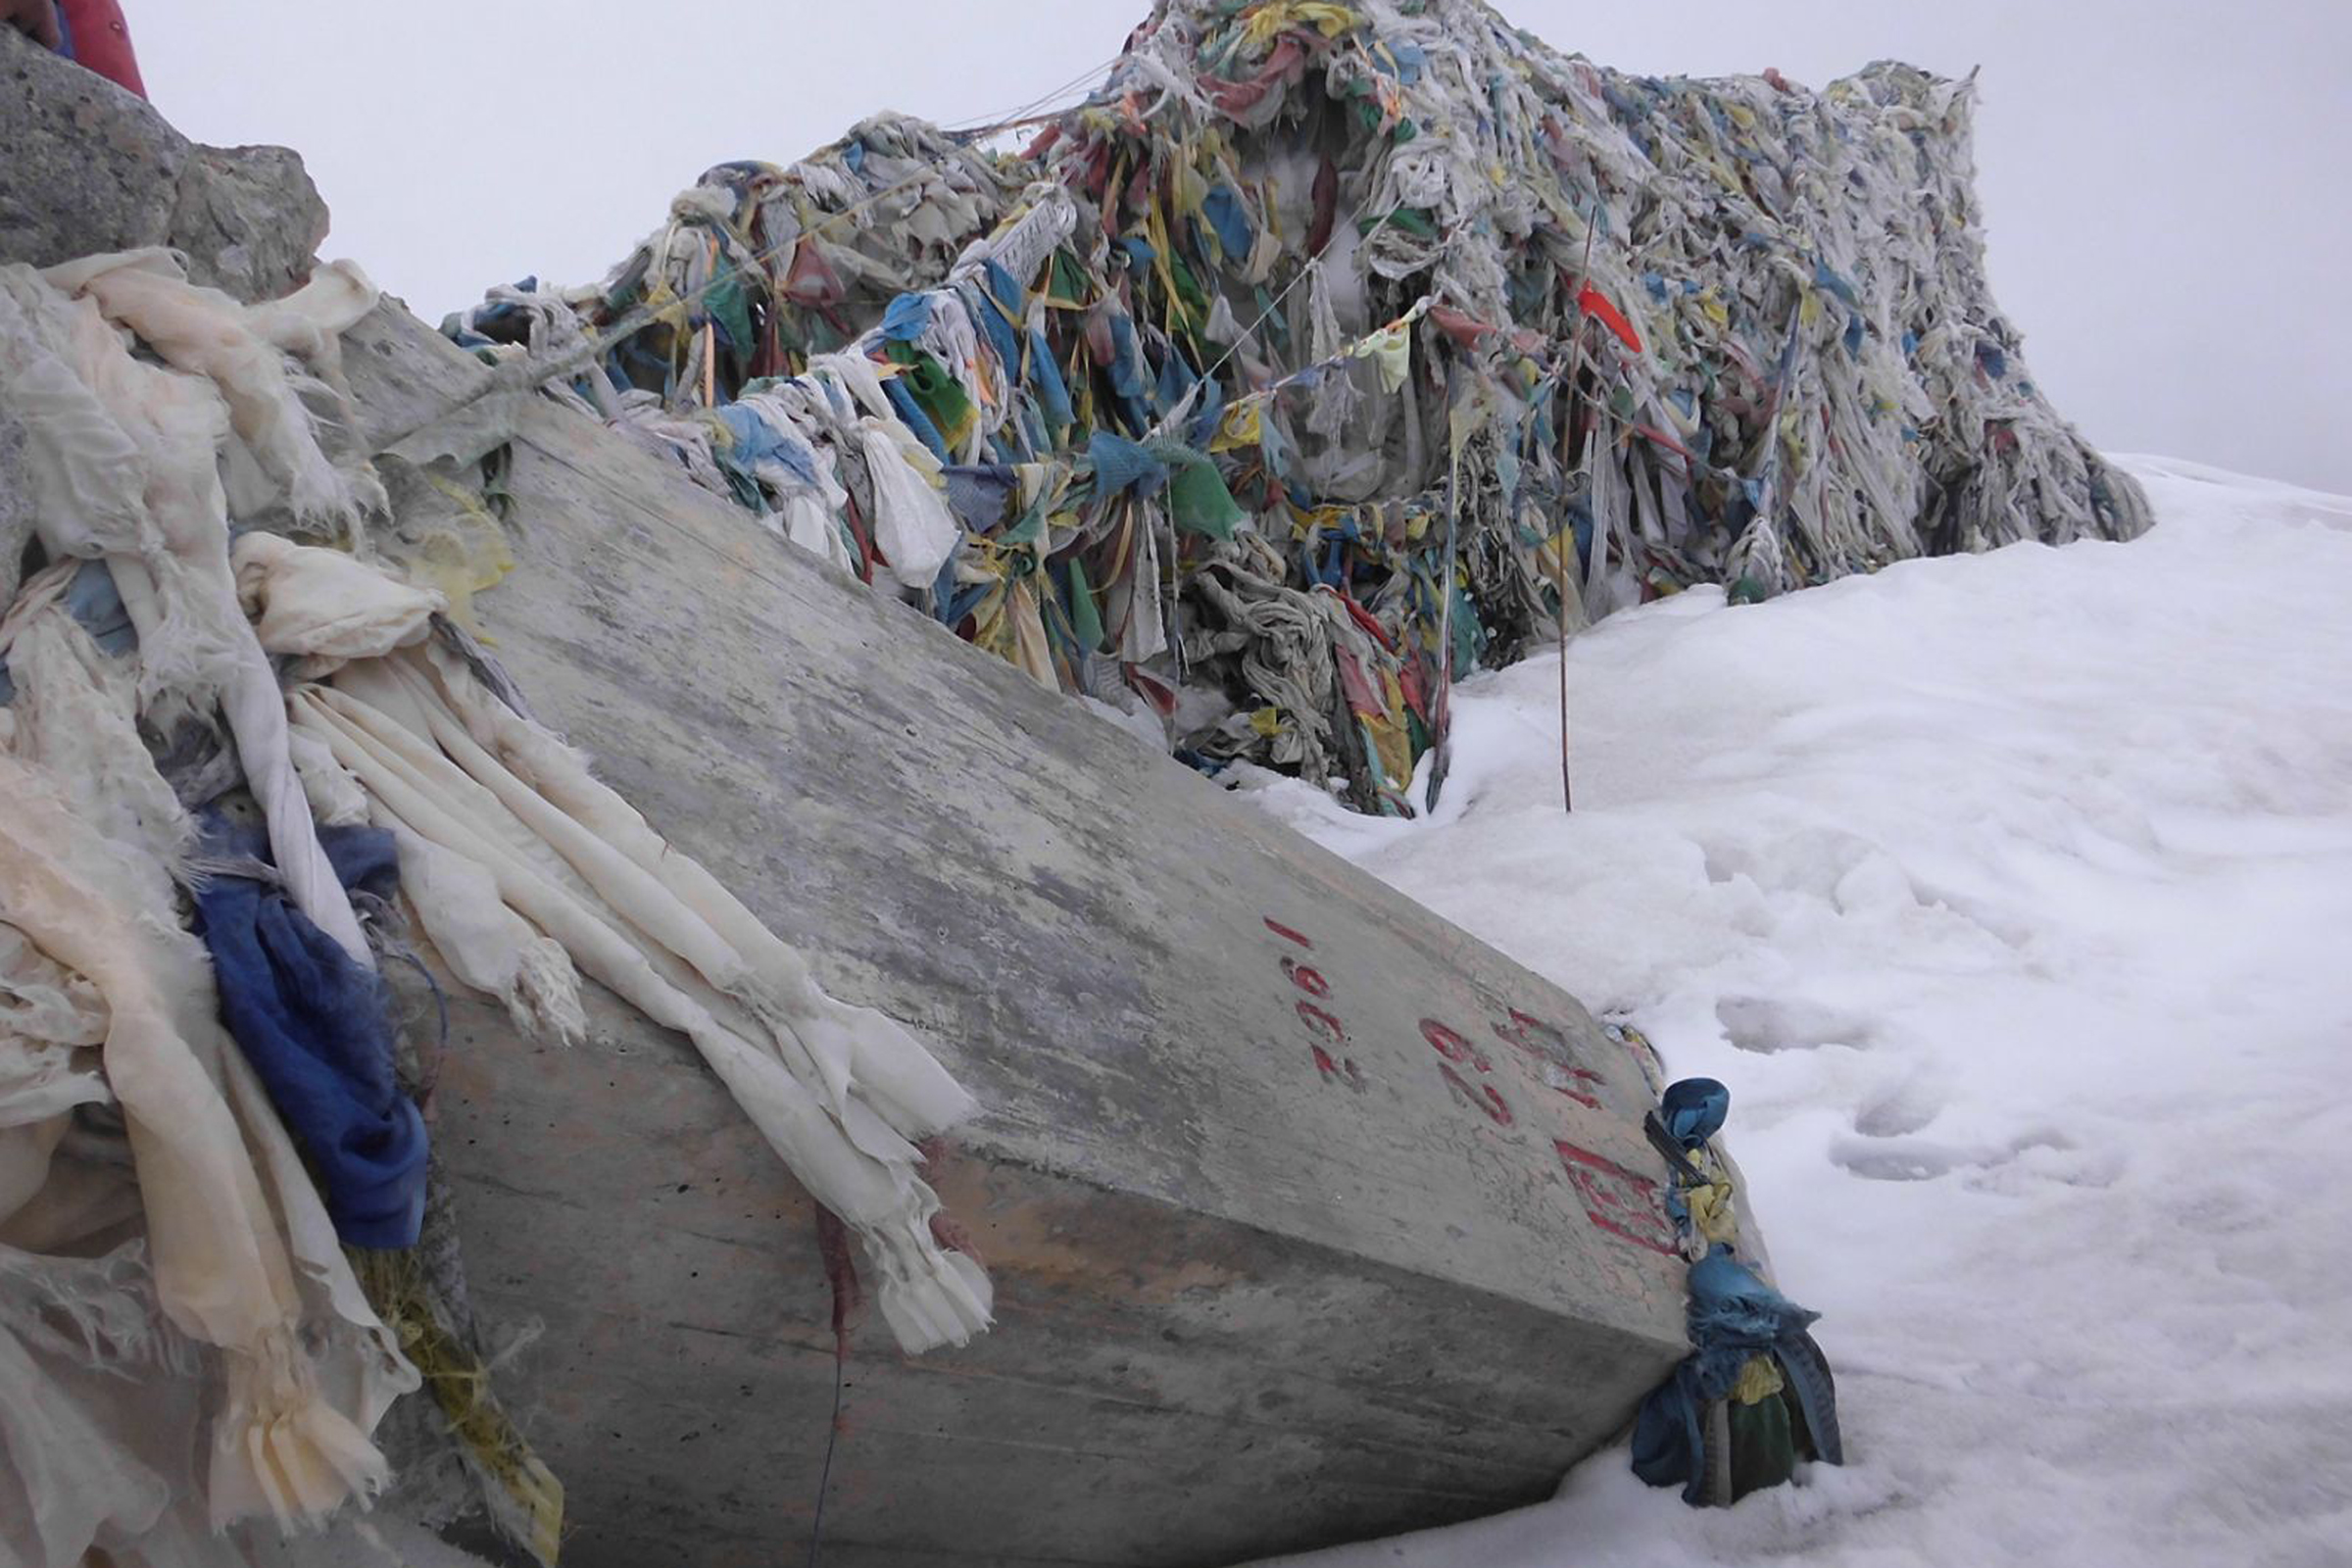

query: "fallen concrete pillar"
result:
(343, 306), (1697, 1567)
(0, 29), (1715, 1563)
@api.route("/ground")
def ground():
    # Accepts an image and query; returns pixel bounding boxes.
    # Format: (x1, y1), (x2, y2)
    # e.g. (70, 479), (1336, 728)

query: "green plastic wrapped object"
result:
(885, 343), (976, 446)
(1067, 559), (1104, 652)
(1168, 458), (1245, 541)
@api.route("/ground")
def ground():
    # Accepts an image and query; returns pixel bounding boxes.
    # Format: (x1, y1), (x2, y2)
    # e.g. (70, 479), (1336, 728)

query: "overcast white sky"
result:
(135, 2), (2347, 491)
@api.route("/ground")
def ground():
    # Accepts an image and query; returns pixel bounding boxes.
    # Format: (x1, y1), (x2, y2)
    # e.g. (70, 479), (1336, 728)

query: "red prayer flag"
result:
(1576, 284), (1643, 355)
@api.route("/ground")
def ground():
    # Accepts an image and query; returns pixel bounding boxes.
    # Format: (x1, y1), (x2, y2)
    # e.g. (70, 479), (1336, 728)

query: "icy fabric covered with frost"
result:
(1239, 456), (2352, 1568)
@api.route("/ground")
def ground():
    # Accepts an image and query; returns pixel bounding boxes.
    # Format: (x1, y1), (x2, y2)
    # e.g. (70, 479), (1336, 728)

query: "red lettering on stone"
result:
(1295, 1001), (1348, 1044)
(1494, 1011), (1605, 1109)
(1420, 1018), (1492, 1073)
(1438, 1062), (1514, 1126)
(1262, 917), (1314, 950)
(1282, 958), (1331, 999)
(1554, 1142), (1679, 1254)
(1491, 1008), (1559, 1058)
(1313, 1046), (1367, 1090)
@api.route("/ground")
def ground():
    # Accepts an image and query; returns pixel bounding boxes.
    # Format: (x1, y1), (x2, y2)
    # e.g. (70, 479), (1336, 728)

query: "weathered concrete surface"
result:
(1, 44), (1712, 1565)
(347, 306), (1694, 1567)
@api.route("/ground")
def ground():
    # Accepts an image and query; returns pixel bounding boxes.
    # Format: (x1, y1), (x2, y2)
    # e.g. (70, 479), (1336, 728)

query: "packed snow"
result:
(1237, 457), (2352, 1568)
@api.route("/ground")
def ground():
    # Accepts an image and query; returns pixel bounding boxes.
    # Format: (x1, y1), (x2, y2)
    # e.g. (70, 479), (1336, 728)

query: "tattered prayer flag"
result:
(1577, 284), (1643, 355)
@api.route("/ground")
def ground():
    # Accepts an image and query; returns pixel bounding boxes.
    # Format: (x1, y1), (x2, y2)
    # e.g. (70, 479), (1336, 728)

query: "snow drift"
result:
(1241, 456), (2352, 1567)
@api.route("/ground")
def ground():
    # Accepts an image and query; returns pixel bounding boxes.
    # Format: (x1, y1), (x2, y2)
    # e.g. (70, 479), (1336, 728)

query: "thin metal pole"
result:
(1557, 207), (1600, 814)
(807, 1348), (845, 1568)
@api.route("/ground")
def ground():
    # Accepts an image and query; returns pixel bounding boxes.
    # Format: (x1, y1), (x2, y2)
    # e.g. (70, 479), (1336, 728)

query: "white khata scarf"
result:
(242, 507), (993, 1356)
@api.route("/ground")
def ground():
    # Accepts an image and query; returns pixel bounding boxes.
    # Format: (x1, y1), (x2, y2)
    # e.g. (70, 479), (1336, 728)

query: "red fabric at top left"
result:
(59, 0), (145, 99)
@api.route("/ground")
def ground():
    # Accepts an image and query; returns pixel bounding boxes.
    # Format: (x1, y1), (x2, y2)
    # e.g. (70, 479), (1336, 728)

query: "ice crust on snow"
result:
(1240, 456), (2352, 1568)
